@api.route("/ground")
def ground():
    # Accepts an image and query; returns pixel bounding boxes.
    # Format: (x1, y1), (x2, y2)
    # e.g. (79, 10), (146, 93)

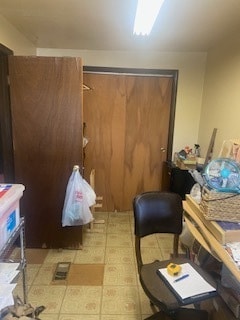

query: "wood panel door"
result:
(8, 56), (83, 248)
(0, 44), (14, 182)
(83, 71), (175, 211)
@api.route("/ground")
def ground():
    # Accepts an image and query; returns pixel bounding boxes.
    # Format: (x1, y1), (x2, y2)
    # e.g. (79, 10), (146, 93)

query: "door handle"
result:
(160, 147), (166, 152)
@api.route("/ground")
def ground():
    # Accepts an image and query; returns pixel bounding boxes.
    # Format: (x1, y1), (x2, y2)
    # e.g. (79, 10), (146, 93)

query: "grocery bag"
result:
(62, 166), (95, 226)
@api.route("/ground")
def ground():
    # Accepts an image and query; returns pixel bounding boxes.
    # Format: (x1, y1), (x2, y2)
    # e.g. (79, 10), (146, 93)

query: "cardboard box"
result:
(185, 194), (240, 244)
(0, 184), (25, 251)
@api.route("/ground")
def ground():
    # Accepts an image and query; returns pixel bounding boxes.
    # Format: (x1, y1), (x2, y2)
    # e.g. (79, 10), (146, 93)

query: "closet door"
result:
(83, 72), (174, 211)
(8, 56), (83, 248)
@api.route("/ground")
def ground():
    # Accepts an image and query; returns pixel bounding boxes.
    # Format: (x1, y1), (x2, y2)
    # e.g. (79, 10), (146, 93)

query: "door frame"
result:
(0, 43), (14, 182)
(83, 66), (178, 161)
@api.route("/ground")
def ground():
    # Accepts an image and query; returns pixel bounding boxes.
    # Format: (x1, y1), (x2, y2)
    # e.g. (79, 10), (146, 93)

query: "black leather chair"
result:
(133, 191), (216, 320)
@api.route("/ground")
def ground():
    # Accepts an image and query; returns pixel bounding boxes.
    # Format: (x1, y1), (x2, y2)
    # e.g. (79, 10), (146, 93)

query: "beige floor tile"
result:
(156, 234), (176, 251)
(40, 313), (59, 320)
(107, 222), (131, 234)
(108, 212), (131, 224)
(60, 286), (102, 314)
(44, 249), (77, 264)
(12, 283), (28, 302)
(84, 213), (108, 234)
(16, 263), (41, 286)
(74, 247), (106, 264)
(86, 223), (107, 233)
(92, 211), (109, 221)
(156, 233), (173, 240)
(130, 223), (135, 235)
(138, 286), (155, 315)
(101, 315), (141, 320)
(101, 286), (140, 315)
(105, 247), (135, 264)
(19, 208), (176, 318)
(27, 264), (41, 284)
(33, 263), (56, 285)
(83, 232), (107, 247)
(28, 285), (66, 313)
(104, 264), (137, 286)
(140, 234), (159, 248)
(141, 247), (163, 264)
(160, 249), (172, 260)
(106, 233), (133, 247)
(60, 316), (100, 320)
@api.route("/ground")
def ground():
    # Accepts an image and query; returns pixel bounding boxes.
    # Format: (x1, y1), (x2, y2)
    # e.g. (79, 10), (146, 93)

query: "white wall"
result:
(198, 31), (240, 158)
(37, 48), (207, 156)
(0, 14), (36, 55)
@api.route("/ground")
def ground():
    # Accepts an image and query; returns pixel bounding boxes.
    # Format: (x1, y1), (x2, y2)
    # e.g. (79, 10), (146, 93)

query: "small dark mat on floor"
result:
(22, 249), (49, 264)
(51, 264), (105, 286)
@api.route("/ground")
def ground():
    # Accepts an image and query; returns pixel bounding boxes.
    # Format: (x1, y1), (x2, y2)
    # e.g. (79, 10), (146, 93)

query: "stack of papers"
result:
(157, 263), (216, 304)
(225, 242), (240, 268)
(0, 283), (17, 311)
(0, 263), (20, 283)
(0, 262), (20, 311)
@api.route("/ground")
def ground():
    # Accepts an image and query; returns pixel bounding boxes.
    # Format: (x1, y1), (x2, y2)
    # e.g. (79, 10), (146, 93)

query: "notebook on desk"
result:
(157, 262), (217, 305)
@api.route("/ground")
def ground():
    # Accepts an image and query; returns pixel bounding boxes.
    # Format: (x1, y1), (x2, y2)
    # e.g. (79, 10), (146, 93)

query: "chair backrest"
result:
(133, 191), (183, 271)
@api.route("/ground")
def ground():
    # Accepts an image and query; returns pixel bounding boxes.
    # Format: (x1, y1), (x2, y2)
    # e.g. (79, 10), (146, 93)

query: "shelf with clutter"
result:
(174, 144), (205, 171)
(181, 138), (240, 319)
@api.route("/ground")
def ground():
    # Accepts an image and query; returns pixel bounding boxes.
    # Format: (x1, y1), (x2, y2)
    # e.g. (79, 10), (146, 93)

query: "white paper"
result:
(0, 263), (20, 283)
(226, 242), (240, 262)
(158, 263), (216, 300)
(0, 283), (16, 310)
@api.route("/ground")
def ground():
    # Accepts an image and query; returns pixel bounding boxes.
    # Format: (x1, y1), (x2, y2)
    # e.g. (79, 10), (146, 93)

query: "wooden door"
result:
(8, 56), (83, 248)
(83, 72), (174, 211)
(0, 44), (14, 182)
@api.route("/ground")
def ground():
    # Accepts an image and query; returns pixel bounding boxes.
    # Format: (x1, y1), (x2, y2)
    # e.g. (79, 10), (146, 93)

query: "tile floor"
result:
(13, 211), (185, 320)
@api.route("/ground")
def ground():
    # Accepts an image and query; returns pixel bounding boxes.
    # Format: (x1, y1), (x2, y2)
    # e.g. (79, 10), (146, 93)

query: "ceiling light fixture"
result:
(133, 0), (165, 36)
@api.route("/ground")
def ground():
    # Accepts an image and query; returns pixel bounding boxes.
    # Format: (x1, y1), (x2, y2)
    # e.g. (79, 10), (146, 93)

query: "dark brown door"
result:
(0, 44), (14, 183)
(83, 71), (175, 211)
(8, 56), (83, 248)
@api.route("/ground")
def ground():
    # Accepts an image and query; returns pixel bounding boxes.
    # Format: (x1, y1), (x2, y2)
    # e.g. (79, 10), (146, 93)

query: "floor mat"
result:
(52, 264), (105, 286)
(19, 249), (49, 264)
(68, 264), (105, 285)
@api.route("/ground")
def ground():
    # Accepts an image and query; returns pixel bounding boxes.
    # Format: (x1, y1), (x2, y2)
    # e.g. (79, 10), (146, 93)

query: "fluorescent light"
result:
(133, 0), (164, 36)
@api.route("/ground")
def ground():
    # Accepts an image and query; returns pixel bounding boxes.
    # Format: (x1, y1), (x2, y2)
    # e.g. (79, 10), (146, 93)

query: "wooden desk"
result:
(183, 196), (240, 282)
(183, 196), (240, 319)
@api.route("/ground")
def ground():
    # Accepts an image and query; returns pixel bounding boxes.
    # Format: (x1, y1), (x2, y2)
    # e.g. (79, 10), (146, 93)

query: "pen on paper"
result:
(173, 274), (189, 283)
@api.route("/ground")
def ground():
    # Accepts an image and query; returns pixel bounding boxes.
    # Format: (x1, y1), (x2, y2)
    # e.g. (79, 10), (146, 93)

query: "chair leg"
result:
(149, 300), (159, 314)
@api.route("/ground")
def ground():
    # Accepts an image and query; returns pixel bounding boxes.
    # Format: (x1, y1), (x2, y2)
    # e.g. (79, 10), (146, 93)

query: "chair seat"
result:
(140, 257), (217, 311)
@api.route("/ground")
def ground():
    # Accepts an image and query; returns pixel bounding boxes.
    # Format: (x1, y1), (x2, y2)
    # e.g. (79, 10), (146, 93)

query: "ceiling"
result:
(1, 0), (240, 52)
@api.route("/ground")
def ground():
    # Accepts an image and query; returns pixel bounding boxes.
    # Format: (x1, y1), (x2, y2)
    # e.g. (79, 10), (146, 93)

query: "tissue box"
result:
(0, 184), (25, 251)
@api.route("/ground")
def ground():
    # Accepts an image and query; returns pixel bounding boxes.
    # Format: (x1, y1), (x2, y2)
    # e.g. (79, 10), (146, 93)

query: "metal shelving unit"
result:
(0, 217), (27, 304)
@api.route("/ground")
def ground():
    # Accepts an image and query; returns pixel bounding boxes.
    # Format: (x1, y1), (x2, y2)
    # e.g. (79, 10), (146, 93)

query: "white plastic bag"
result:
(82, 180), (95, 207)
(62, 166), (95, 226)
(190, 183), (202, 204)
